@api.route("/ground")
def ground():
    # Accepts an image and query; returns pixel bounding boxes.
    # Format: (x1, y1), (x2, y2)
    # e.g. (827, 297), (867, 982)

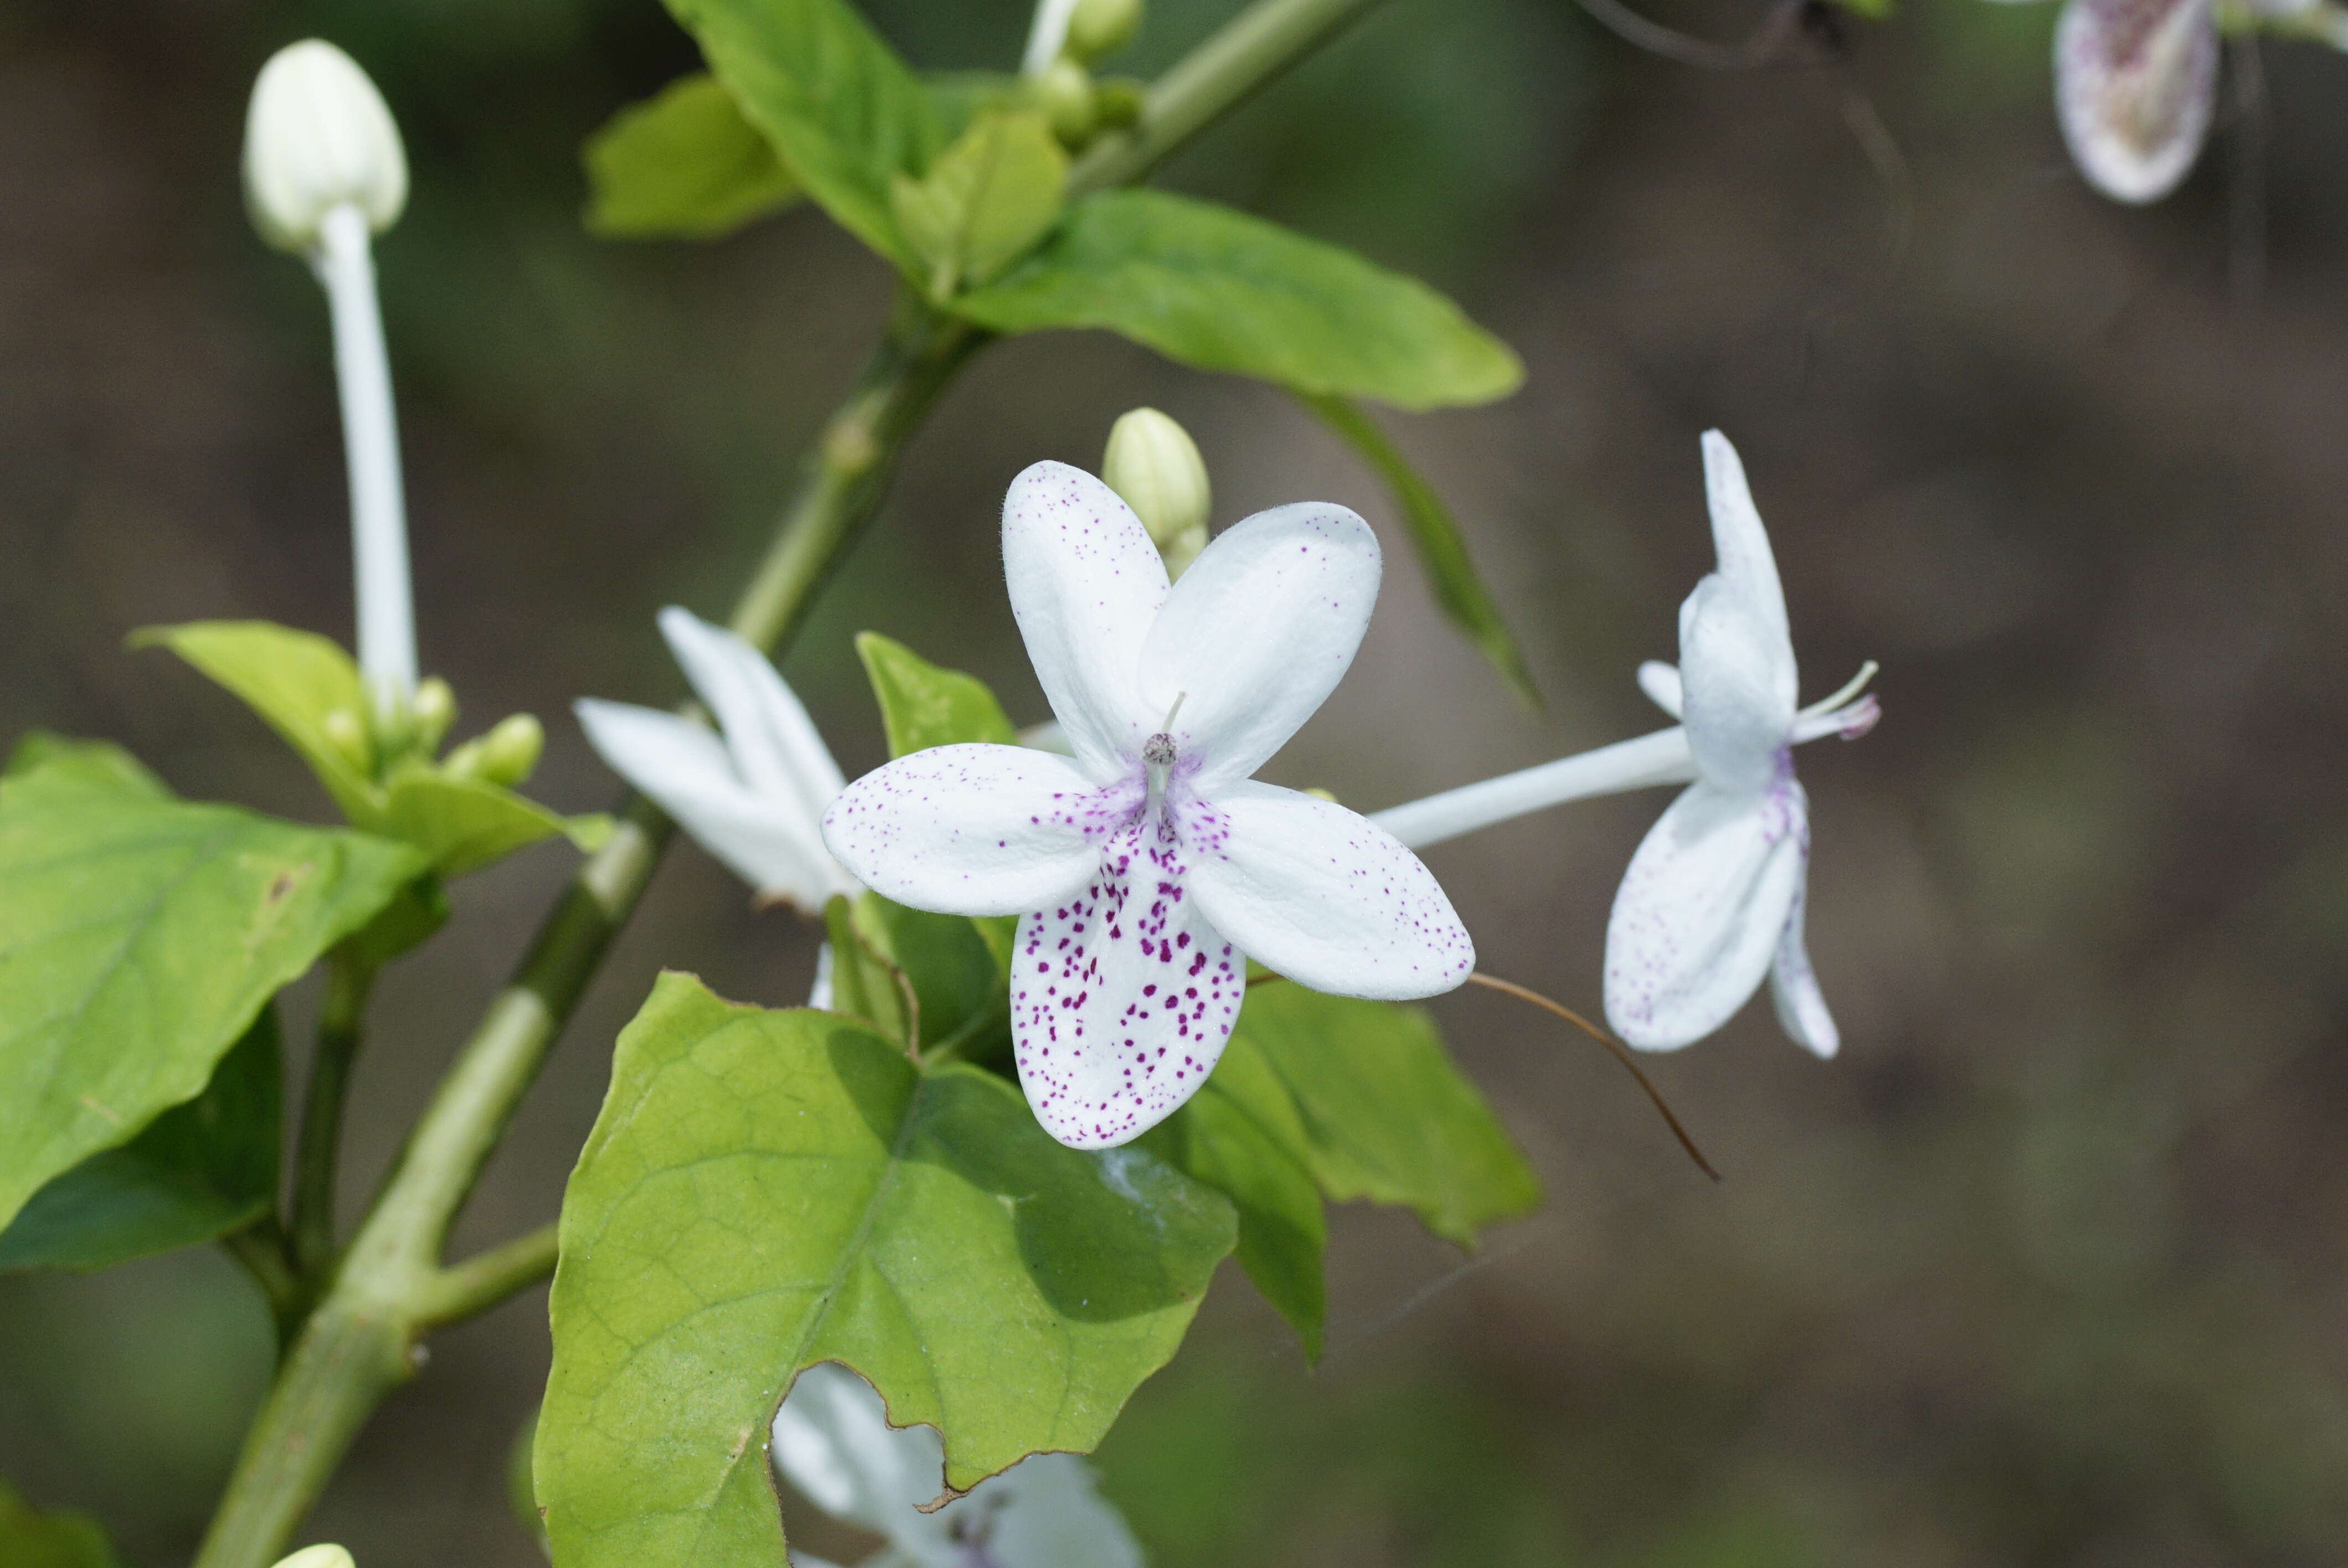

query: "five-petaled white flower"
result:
(576, 606), (858, 915)
(771, 1363), (1142, 1568)
(1372, 432), (1877, 1056)
(822, 462), (1474, 1149)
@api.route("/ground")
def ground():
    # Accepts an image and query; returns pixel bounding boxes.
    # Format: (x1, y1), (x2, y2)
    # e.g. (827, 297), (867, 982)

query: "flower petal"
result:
(1678, 576), (1798, 795)
(1136, 503), (1381, 791)
(1769, 857), (1839, 1058)
(1184, 781), (1474, 999)
(657, 607), (846, 822)
(822, 743), (1120, 919)
(1698, 431), (1794, 692)
(1003, 461), (1168, 781)
(2056, 0), (2217, 205)
(770, 1364), (955, 1561)
(1011, 822), (1243, 1149)
(1604, 776), (1806, 1050)
(575, 698), (852, 912)
(983, 1452), (1146, 1568)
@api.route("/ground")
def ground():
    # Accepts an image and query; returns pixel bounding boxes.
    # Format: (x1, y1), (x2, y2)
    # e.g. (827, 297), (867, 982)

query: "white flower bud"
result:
(270, 1548), (356, 1568)
(1068, 0), (1144, 61)
(1101, 408), (1210, 576)
(244, 40), (408, 253)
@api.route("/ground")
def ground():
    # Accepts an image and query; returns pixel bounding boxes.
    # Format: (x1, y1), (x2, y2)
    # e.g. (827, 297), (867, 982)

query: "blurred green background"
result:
(4, 0), (2347, 1562)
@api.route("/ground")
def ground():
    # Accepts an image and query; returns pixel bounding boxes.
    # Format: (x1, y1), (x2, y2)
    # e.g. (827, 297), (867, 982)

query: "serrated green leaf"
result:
(0, 764), (424, 1234)
(4, 734), (168, 800)
(1300, 393), (1539, 708)
(0, 1483), (119, 1568)
(663, 0), (943, 269)
(1234, 983), (1539, 1246)
(382, 771), (610, 880)
(584, 73), (803, 240)
(537, 974), (1234, 1568)
(951, 189), (1525, 411)
(0, 1004), (281, 1272)
(1146, 1031), (1328, 1360)
(135, 620), (375, 821)
(854, 631), (1018, 755)
(888, 110), (1067, 300)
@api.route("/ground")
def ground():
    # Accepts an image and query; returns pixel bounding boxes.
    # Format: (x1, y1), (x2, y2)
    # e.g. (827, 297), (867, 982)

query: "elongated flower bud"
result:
(244, 41), (408, 254)
(1102, 408), (1210, 576)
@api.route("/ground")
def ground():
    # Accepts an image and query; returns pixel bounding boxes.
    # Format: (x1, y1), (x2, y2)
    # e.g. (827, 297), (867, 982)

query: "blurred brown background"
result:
(4, 0), (2346, 1562)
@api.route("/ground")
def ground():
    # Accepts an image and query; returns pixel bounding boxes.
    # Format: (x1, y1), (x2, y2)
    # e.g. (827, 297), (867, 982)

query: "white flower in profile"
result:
(2052, 0), (2219, 204)
(771, 1364), (1142, 1568)
(822, 462), (1474, 1149)
(1372, 431), (1877, 1057)
(576, 607), (858, 915)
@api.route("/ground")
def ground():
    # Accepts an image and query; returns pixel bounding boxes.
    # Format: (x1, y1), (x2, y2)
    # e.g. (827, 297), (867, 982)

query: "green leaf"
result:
(1234, 983), (1539, 1246)
(383, 771), (611, 880)
(851, 892), (1011, 1061)
(854, 631), (1018, 755)
(888, 109), (1067, 300)
(0, 1483), (119, 1568)
(924, 71), (1022, 140)
(0, 762), (425, 1232)
(537, 974), (1234, 1568)
(584, 73), (803, 240)
(663, 0), (943, 269)
(133, 621), (375, 821)
(0, 1004), (281, 1272)
(951, 189), (1525, 411)
(1145, 1031), (1328, 1360)
(4, 734), (168, 800)
(137, 621), (605, 877)
(1300, 393), (1539, 708)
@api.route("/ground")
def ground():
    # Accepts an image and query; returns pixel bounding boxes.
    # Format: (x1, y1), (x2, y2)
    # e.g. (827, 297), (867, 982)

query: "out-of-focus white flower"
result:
(270, 1548), (356, 1568)
(2053, 0), (2219, 204)
(822, 462), (1472, 1150)
(771, 1364), (1142, 1568)
(1022, 0), (1085, 74)
(244, 40), (408, 252)
(1372, 432), (1878, 1057)
(576, 607), (858, 915)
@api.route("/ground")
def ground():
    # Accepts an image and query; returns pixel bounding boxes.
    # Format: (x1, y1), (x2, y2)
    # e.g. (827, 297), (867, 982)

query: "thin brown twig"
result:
(1465, 973), (1722, 1182)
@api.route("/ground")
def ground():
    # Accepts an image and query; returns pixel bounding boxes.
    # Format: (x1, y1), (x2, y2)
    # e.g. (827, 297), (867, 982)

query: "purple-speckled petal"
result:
(1135, 503), (1381, 792)
(1184, 780), (1474, 1000)
(1769, 857), (1839, 1058)
(2055, 0), (2216, 205)
(1003, 461), (1168, 782)
(821, 743), (1127, 918)
(1604, 774), (1805, 1051)
(1011, 820), (1243, 1149)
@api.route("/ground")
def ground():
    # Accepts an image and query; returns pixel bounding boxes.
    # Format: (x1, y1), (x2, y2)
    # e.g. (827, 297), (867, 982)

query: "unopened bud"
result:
(1102, 408), (1210, 576)
(322, 706), (372, 773)
(1067, 0), (1143, 61)
(411, 677), (456, 752)
(1034, 59), (1097, 146)
(477, 713), (544, 787)
(244, 40), (408, 254)
(270, 1548), (356, 1568)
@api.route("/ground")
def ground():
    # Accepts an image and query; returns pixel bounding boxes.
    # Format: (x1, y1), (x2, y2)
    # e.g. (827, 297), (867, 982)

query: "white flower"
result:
(1372, 432), (1877, 1057)
(771, 1363), (1142, 1568)
(243, 40), (408, 253)
(1022, 0), (1085, 74)
(822, 462), (1474, 1149)
(269, 1549), (355, 1568)
(2053, 0), (2219, 205)
(577, 607), (858, 915)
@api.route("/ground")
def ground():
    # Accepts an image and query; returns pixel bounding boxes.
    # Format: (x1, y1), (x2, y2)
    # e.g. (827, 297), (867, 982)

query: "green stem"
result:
(1069, 0), (1386, 194)
(222, 1220), (303, 1345)
(291, 946), (377, 1283)
(192, 0), (1404, 1554)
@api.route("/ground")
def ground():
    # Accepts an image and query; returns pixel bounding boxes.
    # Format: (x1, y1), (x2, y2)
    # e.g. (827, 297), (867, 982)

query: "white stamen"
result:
(1800, 659), (1878, 720)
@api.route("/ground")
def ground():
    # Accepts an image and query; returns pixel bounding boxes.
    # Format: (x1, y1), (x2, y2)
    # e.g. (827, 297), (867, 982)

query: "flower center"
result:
(1142, 693), (1186, 827)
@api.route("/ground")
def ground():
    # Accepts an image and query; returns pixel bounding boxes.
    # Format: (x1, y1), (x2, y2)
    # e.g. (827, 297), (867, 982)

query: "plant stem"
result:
(291, 946), (377, 1283)
(1069, 0), (1385, 193)
(222, 1219), (304, 1344)
(193, 0), (1404, 1555)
